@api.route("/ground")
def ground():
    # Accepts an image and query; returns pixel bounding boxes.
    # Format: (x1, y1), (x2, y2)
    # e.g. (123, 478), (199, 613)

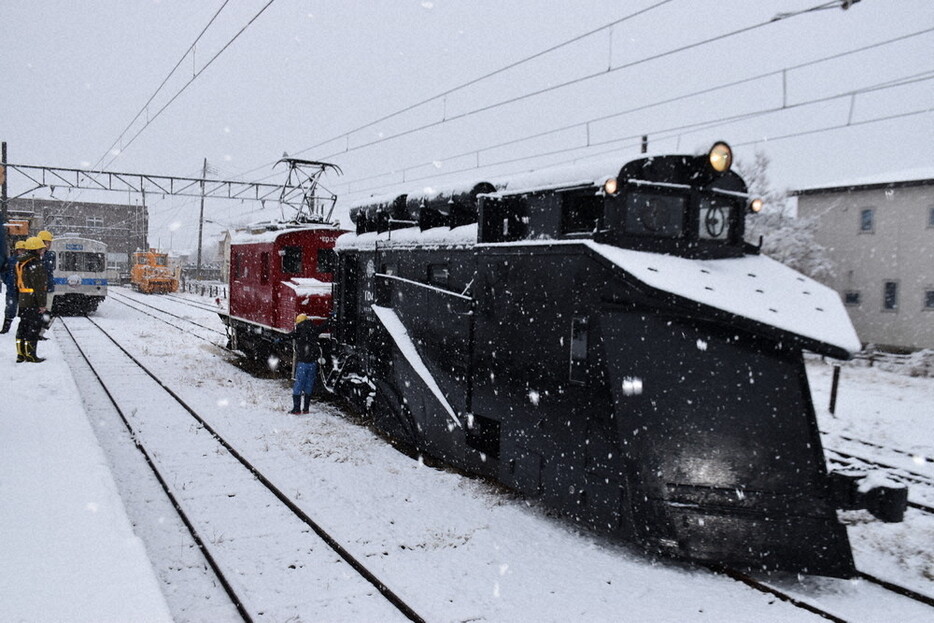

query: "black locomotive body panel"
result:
(322, 146), (899, 577)
(333, 233), (855, 576)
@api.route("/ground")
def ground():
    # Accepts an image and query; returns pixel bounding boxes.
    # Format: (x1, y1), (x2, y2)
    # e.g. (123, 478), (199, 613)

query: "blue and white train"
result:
(50, 236), (108, 314)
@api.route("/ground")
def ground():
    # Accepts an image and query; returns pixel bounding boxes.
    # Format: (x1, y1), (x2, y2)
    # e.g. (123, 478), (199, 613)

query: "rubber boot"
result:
(301, 394), (312, 414)
(15, 339), (26, 363)
(0, 317), (12, 334)
(288, 394), (302, 415)
(25, 341), (45, 363)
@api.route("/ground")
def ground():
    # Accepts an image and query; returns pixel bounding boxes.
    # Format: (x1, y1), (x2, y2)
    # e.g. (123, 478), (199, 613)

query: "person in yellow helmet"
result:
(37, 230), (55, 339)
(286, 313), (331, 414)
(14, 237), (49, 362)
(1, 240), (26, 333)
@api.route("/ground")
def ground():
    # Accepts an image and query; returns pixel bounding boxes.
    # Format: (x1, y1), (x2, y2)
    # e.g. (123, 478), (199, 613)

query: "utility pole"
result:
(197, 157), (207, 281)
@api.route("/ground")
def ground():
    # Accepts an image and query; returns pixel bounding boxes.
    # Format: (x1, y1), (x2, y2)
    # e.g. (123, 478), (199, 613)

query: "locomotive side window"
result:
(697, 196), (737, 241)
(376, 262), (396, 305)
(625, 192), (685, 237)
(317, 248), (336, 274)
(428, 264), (449, 287)
(561, 192), (603, 234)
(282, 246), (302, 274)
(569, 316), (589, 385)
(260, 252), (270, 284)
(232, 252), (243, 280)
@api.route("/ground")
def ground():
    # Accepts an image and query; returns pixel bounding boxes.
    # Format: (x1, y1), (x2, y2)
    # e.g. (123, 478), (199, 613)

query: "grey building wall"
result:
(9, 197), (148, 273)
(794, 179), (934, 350)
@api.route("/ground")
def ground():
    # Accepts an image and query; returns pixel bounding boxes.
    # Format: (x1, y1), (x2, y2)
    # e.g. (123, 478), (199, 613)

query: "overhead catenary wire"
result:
(335, 70), (934, 198)
(235, 0), (679, 180)
(332, 25), (934, 192)
(47, 0), (254, 224)
(271, 0), (865, 177)
(101, 0), (278, 171)
(92, 0), (232, 174)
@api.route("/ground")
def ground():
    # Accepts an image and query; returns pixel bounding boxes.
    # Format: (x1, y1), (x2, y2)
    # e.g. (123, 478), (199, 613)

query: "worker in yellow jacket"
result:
(15, 236), (49, 363)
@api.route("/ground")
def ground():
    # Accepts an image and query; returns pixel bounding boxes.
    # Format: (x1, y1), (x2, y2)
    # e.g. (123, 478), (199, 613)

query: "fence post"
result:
(829, 364), (841, 415)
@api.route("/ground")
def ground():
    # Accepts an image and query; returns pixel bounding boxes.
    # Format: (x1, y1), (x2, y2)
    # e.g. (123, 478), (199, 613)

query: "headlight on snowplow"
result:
(708, 142), (733, 173)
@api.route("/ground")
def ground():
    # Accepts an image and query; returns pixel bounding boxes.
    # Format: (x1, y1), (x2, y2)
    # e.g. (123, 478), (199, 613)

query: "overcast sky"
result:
(2, 0), (932, 252)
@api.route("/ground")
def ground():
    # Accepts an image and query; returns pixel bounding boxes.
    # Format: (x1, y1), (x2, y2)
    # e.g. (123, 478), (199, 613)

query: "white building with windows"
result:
(792, 170), (934, 351)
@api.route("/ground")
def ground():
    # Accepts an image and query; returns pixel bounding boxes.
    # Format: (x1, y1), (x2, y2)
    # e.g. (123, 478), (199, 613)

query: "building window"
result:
(843, 291), (861, 306)
(883, 281), (898, 311)
(924, 290), (934, 310)
(928, 207), (934, 229)
(859, 208), (874, 233)
(86, 216), (104, 229)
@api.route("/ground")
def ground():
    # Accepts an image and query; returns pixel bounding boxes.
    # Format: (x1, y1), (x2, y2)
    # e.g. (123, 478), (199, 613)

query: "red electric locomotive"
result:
(222, 223), (346, 361)
(220, 159), (347, 363)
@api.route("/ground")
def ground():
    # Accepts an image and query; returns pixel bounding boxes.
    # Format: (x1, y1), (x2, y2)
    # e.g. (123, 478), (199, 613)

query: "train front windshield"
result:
(60, 252), (106, 272)
(620, 187), (743, 250)
(625, 192), (686, 238)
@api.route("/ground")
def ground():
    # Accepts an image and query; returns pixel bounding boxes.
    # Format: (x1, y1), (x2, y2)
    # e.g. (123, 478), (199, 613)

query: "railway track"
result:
(109, 289), (227, 340)
(710, 564), (934, 622)
(78, 294), (934, 620)
(59, 315), (423, 622)
(164, 290), (228, 314)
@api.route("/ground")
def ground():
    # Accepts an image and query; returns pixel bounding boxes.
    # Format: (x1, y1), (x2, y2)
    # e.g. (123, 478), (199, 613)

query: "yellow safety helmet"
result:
(24, 236), (46, 250)
(38, 230), (54, 241)
(295, 313), (308, 324)
(14, 240), (26, 250)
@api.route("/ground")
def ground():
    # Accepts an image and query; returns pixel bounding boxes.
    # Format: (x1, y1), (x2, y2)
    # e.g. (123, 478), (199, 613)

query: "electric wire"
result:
(332, 26), (934, 191)
(336, 70), (934, 198)
(101, 0), (277, 170)
(236, 0), (679, 179)
(93, 0), (232, 173)
(272, 0), (863, 175)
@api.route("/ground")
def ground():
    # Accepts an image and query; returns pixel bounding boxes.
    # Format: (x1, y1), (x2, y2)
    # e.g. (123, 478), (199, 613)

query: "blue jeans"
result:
(293, 361), (318, 396)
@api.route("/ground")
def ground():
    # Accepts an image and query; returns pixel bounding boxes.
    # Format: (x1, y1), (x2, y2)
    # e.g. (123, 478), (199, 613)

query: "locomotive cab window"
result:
(625, 192), (685, 238)
(281, 246), (302, 274)
(561, 191), (604, 234)
(317, 248), (337, 274)
(697, 196), (737, 241)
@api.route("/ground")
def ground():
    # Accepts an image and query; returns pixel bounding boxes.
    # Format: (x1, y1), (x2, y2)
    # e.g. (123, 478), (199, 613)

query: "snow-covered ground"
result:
(1, 286), (932, 622)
